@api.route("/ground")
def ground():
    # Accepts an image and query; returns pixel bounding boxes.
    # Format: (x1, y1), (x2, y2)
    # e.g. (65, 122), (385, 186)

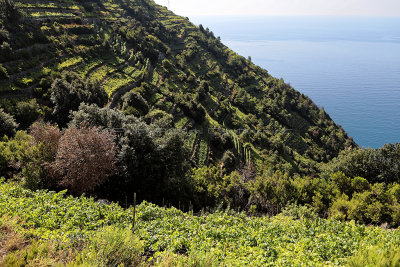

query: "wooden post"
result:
(132, 192), (136, 232)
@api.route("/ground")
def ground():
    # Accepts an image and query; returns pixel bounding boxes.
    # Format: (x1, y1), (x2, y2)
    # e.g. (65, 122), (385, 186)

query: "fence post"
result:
(132, 192), (136, 232)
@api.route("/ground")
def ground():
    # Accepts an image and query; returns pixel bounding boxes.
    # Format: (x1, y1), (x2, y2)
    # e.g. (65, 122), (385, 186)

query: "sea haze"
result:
(190, 16), (400, 148)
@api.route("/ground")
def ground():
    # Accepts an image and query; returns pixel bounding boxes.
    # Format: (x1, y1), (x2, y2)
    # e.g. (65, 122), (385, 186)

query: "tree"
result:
(0, 0), (20, 23)
(122, 91), (149, 116)
(50, 72), (107, 126)
(49, 125), (117, 195)
(20, 121), (62, 190)
(69, 104), (191, 204)
(29, 121), (61, 161)
(322, 144), (400, 184)
(0, 108), (18, 137)
(14, 99), (40, 128)
(69, 103), (137, 130)
(0, 63), (8, 79)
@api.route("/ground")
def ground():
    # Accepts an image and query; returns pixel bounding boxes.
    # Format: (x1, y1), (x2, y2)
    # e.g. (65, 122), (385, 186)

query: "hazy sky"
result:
(154, 0), (400, 17)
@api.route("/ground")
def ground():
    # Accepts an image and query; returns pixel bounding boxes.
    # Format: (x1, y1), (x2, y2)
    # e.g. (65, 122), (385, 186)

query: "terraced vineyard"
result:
(1, 0), (355, 173)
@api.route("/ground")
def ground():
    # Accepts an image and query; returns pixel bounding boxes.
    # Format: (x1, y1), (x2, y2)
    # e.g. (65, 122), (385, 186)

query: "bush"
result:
(250, 171), (296, 215)
(351, 176), (371, 193)
(14, 99), (40, 128)
(49, 125), (117, 195)
(122, 91), (149, 116)
(50, 72), (107, 126)
(78, 226), (144, 266)
(69, 104), (191, 205)
(20, 121), (62, 190)
(29, 121), (61, 161)
(0, 108), (18, 137)
(322, 144), (400, 184)
(347, 244), (400, 267)
(0, 63), (8, 79)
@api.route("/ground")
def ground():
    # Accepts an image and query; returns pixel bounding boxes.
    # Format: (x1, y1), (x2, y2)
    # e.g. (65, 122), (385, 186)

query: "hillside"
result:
(0, 0), (355, 175)
(2, 1), (400, 264)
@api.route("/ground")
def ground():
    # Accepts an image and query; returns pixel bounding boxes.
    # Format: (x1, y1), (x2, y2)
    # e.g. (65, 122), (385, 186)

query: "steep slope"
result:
(0, 0), (356, 174)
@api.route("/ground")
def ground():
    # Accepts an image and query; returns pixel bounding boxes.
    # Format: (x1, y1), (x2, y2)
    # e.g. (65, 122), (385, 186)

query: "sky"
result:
(153, 0), (400, 17)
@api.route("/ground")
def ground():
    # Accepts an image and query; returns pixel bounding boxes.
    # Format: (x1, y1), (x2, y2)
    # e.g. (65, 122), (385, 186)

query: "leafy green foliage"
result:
(69, 104), (191, 205)
(50, 72), (107, 125)
(2, 1), (399, 265)
(0, 0), (355, 174)
(0, 131), (32, 177)
(0, 108), (18, 138)
(0, 181), (399, 266)
(78, 226), (145, 266)
(122, 90), (149, 116)
(0, 63), (7, 79)
(346, 244), (400, 267)
(322, 145), (400, 184)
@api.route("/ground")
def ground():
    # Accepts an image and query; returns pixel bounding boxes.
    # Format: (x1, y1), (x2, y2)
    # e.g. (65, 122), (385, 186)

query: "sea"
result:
(190, 16), (400, 148)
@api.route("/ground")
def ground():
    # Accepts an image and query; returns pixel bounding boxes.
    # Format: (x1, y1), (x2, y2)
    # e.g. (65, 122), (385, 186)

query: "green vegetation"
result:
(1, 181), (399, 266)
(1, 0), (400, 264)
(0, 0), (355, 174)
(58, 56), (83, 70)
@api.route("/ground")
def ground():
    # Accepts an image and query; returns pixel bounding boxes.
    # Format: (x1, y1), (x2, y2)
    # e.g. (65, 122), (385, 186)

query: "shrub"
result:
(19, 121), (62, 190)
(347, 244), (400, 267)
(69, 104), (191, 205)
(0, 63), (8, 79)
(50, 72), (107, 126)
(49, 125), (117, 195)
(78, 226), (144, 266)
(122, 91), (149, 116)
(351, 176), (371, 193)
(331, 172), (352, 196)
(322, 144), (400, 184)
(250, 171), (296, 215)
(0, 108), (18, 137)
(29, 121), (61, 161)
(14, 99), (40, 128)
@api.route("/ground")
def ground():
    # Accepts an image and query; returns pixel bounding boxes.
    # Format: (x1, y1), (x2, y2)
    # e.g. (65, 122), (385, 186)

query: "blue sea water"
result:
(191, 16), (400, 148)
